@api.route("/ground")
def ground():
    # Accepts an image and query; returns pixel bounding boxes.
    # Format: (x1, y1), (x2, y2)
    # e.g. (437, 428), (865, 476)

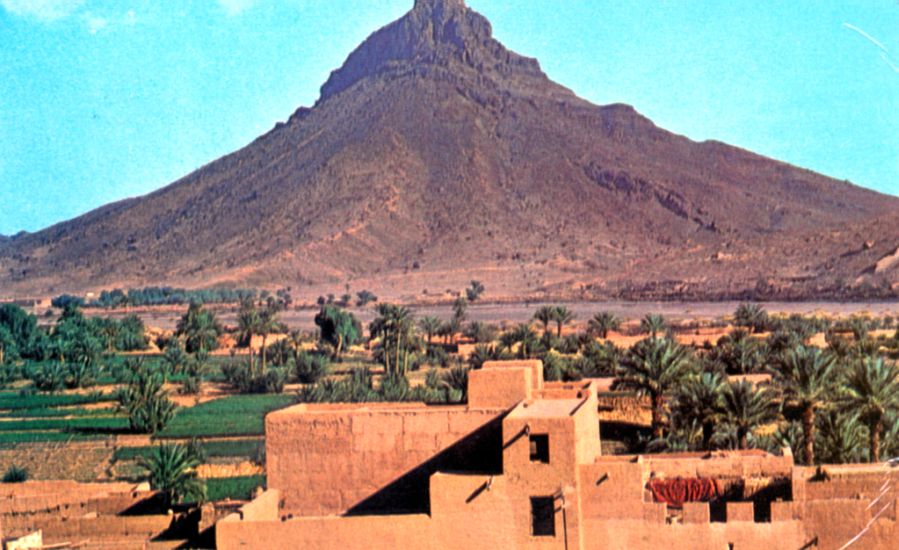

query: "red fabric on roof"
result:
(646, 477), (723, 509)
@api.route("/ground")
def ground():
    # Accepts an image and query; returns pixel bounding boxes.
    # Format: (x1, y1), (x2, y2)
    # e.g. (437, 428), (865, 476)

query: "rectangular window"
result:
(531, 496), (555, 537)
(529, 434), (549, 463)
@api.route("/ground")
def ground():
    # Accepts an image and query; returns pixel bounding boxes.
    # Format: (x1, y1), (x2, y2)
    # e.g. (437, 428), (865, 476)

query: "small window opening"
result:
(530, 496), (555, 537)
(529, 434), (549, 463)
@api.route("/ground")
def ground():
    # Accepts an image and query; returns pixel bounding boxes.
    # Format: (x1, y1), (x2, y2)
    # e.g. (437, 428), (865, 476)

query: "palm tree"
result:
(464, 321), (498, 344)
(587, 312), (620, 339)
(418, 316), (442, 346)
(236, 298), (261, 349)
(510, 323), (540, 359)
(615, 337), (695, 438)
(816, 410), (867, 464)
(772, 346), (837, 464)
(838, 357), (899, 462)
(468, 344), (502, 370)
(451, 297), (468, 334)
(533, 306), (555, 337)
(256, 299), (282, 375)
(288, 330), (304, 358)
(119, 365), (176, 434)
(176, 302), (222, 354)
(720, 380), (780, 450)
(141, 444), (206, 509)
(640, 314), (667, 339)
(671, 371), (725, 450)
(437, 321), (455, 345)
(551, 306), (575, 338)
(369, 304), (416, 377)
(237, 299), (281, 375)
(734, 303), (769, 334)
(710, 329), (764, 374)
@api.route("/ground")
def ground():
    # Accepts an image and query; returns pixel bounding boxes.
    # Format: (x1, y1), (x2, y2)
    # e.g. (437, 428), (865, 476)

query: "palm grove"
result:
(2, 299), (899, 474)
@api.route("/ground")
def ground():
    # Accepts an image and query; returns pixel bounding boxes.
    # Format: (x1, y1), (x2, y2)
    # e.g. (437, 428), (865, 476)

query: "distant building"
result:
(218, 360), (899, 549)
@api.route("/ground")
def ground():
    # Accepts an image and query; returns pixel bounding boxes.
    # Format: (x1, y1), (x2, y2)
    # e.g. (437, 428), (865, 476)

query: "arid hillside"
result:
(2, 0), (898, 301)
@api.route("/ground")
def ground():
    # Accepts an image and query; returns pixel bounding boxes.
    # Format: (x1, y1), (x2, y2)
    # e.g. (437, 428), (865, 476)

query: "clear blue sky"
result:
(1, 0), (897, 235)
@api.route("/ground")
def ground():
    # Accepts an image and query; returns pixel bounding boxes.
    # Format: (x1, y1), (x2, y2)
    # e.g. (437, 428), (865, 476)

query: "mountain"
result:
(2, 0), (898, 302)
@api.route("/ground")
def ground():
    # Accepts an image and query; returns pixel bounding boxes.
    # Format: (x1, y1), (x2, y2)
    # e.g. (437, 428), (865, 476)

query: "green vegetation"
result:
(369, 304), (419, 377)
(315, 305), (362, 360)
(158, 394), (296, 438)
(465, 280), (485, 302)
(176, 302), (222, 354)
(118, 364), (175, 434)
(2, 465), (29, 482)
(640, 314), (668, 338)
(115, 438), (265, 462)
(0, 432), (105, 445)
(2, 298), (898, 472)
(0, 391), (115, 409)
(141, 443), (206, 507)
(206, 475), (266, 502)
(68, 286), (260, 308)
(0, 416), (128, 432)
(614, 337), (694, 438)
(587, 312), (621, 339)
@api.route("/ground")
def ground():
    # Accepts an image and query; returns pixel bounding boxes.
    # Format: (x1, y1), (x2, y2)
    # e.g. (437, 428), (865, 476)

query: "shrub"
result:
(356, 290), (378, 307)
(379, 373), (413, 401)
(118, 366), (176, 434)
(140, 443), (205, 507)
(443, 365), (469, 400)
(295, 352), (330, 384)
(265, 367), (288, 394)
(31, 362), (67, 392)
(542, 351), (567, 382)
(2, 465), (28, 482)
(425, 368), (440, 390)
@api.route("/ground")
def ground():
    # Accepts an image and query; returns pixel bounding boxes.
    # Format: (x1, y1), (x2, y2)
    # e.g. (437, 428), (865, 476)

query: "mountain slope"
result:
(2, 0), (898, 301)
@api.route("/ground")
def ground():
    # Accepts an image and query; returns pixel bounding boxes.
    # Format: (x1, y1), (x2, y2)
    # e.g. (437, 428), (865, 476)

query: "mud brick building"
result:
(218, 360), (899, 549)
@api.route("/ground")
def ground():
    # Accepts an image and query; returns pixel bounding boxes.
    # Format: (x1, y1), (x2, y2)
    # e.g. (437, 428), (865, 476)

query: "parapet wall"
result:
(267, 403), (506, 516)
(642, 450), (793, 484)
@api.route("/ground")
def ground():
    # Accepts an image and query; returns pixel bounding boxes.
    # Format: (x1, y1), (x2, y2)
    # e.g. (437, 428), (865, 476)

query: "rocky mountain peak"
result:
(319, 0), (544, 101)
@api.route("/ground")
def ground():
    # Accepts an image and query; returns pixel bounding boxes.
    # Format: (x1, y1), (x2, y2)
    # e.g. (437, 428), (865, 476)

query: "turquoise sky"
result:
(1, 0), (897, 235)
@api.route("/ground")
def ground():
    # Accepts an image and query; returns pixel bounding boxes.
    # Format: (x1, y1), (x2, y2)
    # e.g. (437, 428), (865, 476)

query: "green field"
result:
(114, 438), (265, 461)
(158, 394), (296, 438)
(0, 431), (106, 445)
(0, 392), (116, 410)
(205, 475), (266, 501)
(0, 391), (123, 447)
(0, 416), (128, 432)
(2, 406), (115, 418)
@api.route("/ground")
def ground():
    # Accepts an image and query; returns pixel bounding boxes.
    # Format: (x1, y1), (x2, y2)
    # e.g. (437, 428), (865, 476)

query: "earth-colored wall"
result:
(266, 403), (506, 516)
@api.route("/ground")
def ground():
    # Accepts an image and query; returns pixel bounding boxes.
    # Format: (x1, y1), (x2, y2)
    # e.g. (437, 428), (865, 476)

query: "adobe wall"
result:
(0, 481), (151, 517)
(579, 458), (646, 520)
(14, 515), (174, 543)
(596, 394), (651, 426)
(642, 450), (793, 483)
(237, 488), (279, 522)
(217, 513), (435, 550)
(781, 465), (899, 549)
(581, 518), (808, 550)
(481, 360), (544, 390)
(221, 473), (577, 550)
(266, 403), (506, 516)
(468, 366), (532, 409)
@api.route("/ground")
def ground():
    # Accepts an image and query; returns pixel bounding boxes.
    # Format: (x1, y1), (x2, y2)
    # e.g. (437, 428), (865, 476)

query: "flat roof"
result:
(507, 398), (584, 419)
(268, 402), (506, 419)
